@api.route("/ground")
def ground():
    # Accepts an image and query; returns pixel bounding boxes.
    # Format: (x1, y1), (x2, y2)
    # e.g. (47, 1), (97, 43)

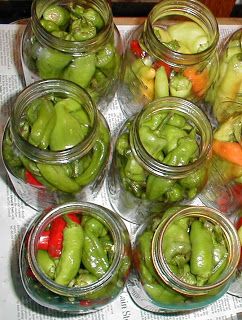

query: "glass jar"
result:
(21, 0), (122, 111)
(19, 202), (131, 313)
(2, 79), (111, 210)
(107, 97), (212, 224)
(117, 0), (219, 118)
(128, 206), (240, 313)
(206, 28), (242, 123)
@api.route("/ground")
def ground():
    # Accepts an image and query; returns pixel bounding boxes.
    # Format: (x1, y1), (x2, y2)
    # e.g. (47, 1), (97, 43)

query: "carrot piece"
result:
(212, 139), (242, 166)
(183, 67), (209, 97)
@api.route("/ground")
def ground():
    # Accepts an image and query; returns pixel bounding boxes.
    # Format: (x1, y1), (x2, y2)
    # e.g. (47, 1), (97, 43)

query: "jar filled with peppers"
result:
(2, 79), (111, 210)
(21, 0), (122, 111)
(128, 206), (240, 313)
(19, 202), (131, 313)
(107, 97), (212, 224)
(200, 29), (242, 213)
(117, 0), (219, 117)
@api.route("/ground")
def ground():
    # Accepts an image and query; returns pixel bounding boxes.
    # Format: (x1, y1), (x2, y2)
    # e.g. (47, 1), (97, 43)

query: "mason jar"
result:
(107, 97), (212, 224)
(21, 0), (122, 111)
(206, 28), (242, 123)
(127, 206), (240, 313)
(198, 114), (242, 215)
(117, 0), (219, 117)
(2, 79), (111, 210)
(19, 202), (131, 313)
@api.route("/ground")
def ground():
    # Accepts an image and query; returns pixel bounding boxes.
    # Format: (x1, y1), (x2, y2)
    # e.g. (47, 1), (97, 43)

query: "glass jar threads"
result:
(21, 0), (122, 111)
(117, 0), (219, 117)
(128, 206), (240, 313)
(107, 97), (212, 224)
(19, 202), (131, 313)
(2, 79), (111, 210)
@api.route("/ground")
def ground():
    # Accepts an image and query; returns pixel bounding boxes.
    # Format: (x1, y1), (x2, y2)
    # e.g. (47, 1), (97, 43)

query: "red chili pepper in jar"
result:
(130, 39), (146, 58)
(232, 183), (242, 207)
(66, 211), (81, 224)
(37, 230), (50, 250)
(152, 60), (172, 77)
(47, 216), (66, 258)
(25, 170), (43, 188)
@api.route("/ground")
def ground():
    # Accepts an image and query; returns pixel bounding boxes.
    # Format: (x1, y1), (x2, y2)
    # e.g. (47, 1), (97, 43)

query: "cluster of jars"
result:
(1, 0), (242, 315)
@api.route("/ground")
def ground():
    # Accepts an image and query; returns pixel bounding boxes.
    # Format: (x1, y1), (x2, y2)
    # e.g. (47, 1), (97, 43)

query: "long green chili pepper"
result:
(82, 229), (110, 279)
(37, 250), (56, 279)
(190, 220), (214, 286)
(55, 219), (84, 286)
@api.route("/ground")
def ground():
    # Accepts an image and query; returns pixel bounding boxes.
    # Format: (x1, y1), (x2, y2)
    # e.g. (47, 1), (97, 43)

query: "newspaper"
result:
(0, 21), (242, 320)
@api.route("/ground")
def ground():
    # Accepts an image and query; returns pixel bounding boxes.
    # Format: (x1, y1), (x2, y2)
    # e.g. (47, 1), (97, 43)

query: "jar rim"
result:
(152, 206), (240, 295)
(130, 97), (212, 178)
(142, 0), (219, 66)
(10, 79), (99, 164)
(25, 201), (125, 297)
(31, 0), (114, 54)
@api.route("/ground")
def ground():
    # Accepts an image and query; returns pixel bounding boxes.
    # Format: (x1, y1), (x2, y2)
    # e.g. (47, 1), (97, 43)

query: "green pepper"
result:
(28, 98), (55, 148)
(36, 47), (72, 79)
(213, 53), (242, 122)
(190, 219), (214, 286)
(70, 17), (97, 41)
(43, 4), (70, 28)
(163, 217), (191, 267)
(40, 19), (60, 33)
(83, 8), (104, 30)
(75, 121), (110, 186)
(55, 220), (84, 286)
(139, 125), (166, 159)
(83, 217), (108, 237)
(73, 272), (98, 287)
(82, 229), (110, 278)
(154, 66), (169, 98)
(63, 54), (96, 88)
(37, 250), (56, 279)
(146, 175), (175, 201)
(49, 99), (86, 151)
(124, 155), (146, 182)
(167, 21), (209, 54)
(163, 136), (199, 166)
(170, 74), (192, 98)
(37, 163), (80, 193)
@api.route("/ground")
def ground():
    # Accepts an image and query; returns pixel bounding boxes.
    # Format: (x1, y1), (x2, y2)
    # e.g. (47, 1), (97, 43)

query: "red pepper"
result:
(231, 183), (242, 206)
(79, 299), (93, 307)
(152, 60), (172, 77)
(67, 211), (81, 224)
(130, 39), (146, 58)
(48, 216), (66, 258)
(37, 230), (50, 250)
(25, 170), (43, 188)
(237, 217), (242, 230)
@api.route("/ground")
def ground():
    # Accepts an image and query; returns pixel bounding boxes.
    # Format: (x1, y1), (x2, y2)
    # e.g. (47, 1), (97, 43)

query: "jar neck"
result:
(130, 97), (212, 179)
(142, 0), (219, 66)
(27, 202), (124, 297)
(31, 0), (114, 54)
(151, 206), (240, 296)
(10, 79), (98, 164)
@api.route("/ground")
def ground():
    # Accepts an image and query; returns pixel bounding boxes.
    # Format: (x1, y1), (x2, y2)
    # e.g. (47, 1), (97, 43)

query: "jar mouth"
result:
(26, 202), (124, 297)
(142, 0), (219, 66)
(152, 206), (240, 296)
(130, 97), (212, 179)
(10, 79), (98, 164)
(31, 0), (114, 54)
